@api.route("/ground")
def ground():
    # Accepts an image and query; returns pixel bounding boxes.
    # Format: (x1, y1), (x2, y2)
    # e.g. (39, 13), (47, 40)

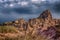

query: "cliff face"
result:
(2, 10), (60, 39)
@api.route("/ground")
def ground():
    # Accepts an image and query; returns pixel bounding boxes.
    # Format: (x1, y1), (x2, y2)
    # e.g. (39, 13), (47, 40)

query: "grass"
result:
(0, 26), (18, 33)
(0, 26), (54, 40)
(0, 27), (51, 40)
(0, 34), (49, 40)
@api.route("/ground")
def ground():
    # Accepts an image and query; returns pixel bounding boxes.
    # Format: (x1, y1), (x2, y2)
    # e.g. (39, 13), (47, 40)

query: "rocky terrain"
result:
(0, 10), (60, 40)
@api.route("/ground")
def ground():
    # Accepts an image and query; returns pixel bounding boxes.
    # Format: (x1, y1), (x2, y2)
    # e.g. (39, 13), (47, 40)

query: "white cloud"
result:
(41, 0), (46, 1)
(18, 1), (28, 6)
(0, 0), (4, 2)
(31, 0), (40, 3)
(9, 4), (14, 7)
(31, 0), (46, 2)
(31, 0), (39, 2)
(31, 0), (46, 3)
(21, 1), (28, 6)
(8, 0), (15, 2)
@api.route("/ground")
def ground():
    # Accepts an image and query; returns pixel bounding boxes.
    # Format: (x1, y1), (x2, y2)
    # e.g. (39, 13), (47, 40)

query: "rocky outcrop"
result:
(38, 10), (52, 20)
(1, 10), (60, 39)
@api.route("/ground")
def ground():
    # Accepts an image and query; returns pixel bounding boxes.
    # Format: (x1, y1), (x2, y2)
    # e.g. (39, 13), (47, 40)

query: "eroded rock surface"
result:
(2, 10), (60, 40)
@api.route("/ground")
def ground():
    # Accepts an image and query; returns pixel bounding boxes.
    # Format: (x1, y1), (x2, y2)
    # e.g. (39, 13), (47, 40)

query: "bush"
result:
(0, 26), (18, 33)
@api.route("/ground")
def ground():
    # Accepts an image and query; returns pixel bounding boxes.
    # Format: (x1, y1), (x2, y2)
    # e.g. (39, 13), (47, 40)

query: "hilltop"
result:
(0, 10), (60, 40)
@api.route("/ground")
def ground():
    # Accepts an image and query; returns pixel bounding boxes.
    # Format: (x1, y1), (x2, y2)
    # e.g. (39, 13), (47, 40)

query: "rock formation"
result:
(2, 10), (60, 39)
(38, 10), (52, 20)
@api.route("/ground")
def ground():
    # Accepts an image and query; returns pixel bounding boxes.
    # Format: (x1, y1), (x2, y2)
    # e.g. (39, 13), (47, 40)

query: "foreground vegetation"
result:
(0, 33), (51, 40)
(0, 26), (60, 40)
(0, 26), (18, 33)
(0, 26), (52, 40)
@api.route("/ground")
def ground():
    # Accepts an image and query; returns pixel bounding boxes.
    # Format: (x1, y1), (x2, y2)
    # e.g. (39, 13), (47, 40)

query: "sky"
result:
(0, 0), (60, 23)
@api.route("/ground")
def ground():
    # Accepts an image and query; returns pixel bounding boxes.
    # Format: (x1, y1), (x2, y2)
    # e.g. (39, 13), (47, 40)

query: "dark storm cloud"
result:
(0, 0), (60, 14)
(13, 7), (32, 14)
(0, 7), (32, 14)
(53, 2), (60, 13)
(33, 0), (60, 14)
(0, 0), (60, 23)
(0, 8), (12, 14)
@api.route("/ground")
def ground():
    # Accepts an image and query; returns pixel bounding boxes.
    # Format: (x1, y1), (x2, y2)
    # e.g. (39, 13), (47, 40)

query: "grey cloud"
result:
(0, 0), (60, 23)
(13, 7), (32, 14)
(53, 2), (60, 13)
(0, 7), (32, 14)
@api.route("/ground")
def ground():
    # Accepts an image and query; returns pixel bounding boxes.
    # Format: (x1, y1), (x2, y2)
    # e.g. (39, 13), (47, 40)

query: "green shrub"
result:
(0, 26), (18, 33)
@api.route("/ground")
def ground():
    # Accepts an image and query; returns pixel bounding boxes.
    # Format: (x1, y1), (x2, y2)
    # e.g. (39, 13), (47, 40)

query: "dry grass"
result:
(0, 26), (56, 40)
(0, 31), (51, 40)
(0, 26), (18, 33)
